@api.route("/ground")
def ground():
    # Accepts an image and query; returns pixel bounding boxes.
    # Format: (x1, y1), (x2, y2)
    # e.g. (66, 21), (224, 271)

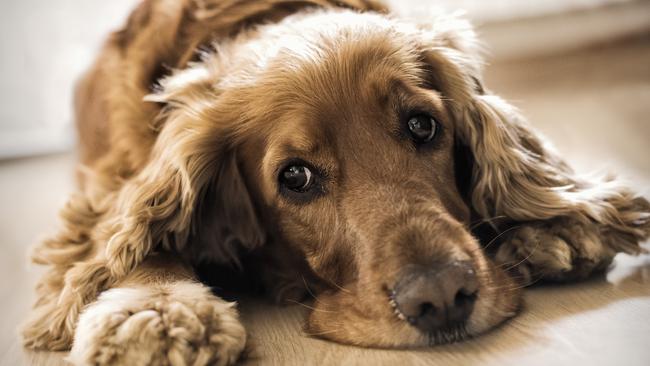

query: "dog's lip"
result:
(388, 289), (407, 321)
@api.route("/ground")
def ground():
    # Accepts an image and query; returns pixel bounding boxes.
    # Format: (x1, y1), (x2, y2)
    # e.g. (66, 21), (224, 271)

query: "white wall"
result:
(0, 0), (137, 158)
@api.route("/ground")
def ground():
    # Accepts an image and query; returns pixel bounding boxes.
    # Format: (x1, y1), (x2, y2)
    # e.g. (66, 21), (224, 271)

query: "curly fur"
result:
(23, 0), (649, 364)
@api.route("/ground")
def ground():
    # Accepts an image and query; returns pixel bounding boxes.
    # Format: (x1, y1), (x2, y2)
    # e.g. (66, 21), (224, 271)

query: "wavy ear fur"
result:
(103, 78), (232, 278)
(417, 14), (650, 256)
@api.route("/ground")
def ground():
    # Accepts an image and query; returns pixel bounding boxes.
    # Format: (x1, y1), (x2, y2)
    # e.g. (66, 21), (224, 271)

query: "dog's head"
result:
(105, 9), (614, 346)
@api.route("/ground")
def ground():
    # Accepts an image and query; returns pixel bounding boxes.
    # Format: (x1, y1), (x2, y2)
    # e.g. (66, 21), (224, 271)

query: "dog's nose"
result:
(392, 261), (478, 332)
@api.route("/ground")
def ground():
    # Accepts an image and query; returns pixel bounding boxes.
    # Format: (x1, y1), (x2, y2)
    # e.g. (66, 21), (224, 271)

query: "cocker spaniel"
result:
(23, 0), (650, 365)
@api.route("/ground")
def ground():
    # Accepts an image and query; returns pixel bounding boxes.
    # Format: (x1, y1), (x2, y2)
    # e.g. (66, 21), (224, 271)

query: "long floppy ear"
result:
(417, 15), (650, 258)
(462, 94), (650, 247)
(101, 66), (264, 278)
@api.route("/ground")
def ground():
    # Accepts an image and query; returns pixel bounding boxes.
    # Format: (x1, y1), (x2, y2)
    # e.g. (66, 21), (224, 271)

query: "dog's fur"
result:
(23, 0), (650, 364)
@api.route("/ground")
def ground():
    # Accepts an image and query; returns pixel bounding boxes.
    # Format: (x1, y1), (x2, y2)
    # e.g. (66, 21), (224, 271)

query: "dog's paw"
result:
(495, 218), (617, 284)
(68, 282), (246, 366)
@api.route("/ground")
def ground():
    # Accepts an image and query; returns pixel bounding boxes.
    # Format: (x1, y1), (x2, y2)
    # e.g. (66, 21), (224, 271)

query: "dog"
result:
(22, 0), (650, 365)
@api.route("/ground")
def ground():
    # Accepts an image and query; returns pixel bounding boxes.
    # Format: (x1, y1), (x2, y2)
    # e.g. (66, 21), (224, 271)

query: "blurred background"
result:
(1, 1), (649, 365)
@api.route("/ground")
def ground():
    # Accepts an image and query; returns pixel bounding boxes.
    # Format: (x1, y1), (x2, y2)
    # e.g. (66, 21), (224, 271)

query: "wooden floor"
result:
(1, 35), (649, 366)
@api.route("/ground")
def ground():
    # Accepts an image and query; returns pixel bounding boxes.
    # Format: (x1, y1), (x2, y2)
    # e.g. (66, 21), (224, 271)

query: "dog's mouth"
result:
(387, 287), (472, 345)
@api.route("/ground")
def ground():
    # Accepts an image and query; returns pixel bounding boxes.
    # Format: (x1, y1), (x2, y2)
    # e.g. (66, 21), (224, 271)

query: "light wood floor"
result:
(1, 36), (649, 366)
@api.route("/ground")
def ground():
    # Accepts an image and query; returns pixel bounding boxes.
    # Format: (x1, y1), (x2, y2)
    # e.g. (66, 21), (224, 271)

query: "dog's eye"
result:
(280, 165), (313, 192)
(407, 114), (437, 143)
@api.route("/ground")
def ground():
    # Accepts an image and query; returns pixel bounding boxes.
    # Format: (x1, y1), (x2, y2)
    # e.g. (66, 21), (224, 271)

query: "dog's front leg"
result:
(68, 253), (246, 366)
(494, 217), (617, 284)
(494, 194), (650, 284)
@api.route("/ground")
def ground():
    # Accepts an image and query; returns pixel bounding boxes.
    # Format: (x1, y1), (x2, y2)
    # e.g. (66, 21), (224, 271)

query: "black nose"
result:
(392, 261), (478, 332)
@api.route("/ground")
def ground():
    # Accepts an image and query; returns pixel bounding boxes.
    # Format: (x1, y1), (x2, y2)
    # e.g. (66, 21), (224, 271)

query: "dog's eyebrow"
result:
(266, 137), (322, 176)
(369, 78), (407, 107)
(279, 142), (318, 158)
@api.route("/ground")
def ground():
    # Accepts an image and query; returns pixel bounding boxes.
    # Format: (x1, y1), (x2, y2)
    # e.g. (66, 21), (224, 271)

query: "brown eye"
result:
(407, 114), (437, 143)
(280, 165), (313, 192)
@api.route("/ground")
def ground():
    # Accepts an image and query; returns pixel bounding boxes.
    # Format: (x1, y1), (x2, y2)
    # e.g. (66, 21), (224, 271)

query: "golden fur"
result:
(23, 0), (650, 364)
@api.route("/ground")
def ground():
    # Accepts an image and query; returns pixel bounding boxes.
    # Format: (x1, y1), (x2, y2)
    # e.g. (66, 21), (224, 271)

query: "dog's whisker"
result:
(463, 224), (523, 262)
(511, 275), (544, 290)
(285, 299), (338, 314)
(484, 265), (546, 291)
(502, 239), (542, 272)
(328, 280), (352, 294)
(482, 225), (523, 252)
(301, 275), (318, 301)
(469, 215), (508, 231)
(485, 282), (528, 292)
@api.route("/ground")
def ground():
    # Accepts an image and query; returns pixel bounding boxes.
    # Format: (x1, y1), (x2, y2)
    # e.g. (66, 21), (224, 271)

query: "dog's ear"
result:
(99, 66), (264, 278)
(417, 15), (650, 253)
(189, 152), (265, 268)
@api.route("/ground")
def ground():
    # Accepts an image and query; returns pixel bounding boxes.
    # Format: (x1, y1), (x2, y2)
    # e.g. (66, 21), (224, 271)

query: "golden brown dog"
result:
(23, 0), (650, 365)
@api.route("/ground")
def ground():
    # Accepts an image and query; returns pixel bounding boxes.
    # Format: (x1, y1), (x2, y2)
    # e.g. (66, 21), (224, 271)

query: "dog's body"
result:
(23, 1), (650, 365)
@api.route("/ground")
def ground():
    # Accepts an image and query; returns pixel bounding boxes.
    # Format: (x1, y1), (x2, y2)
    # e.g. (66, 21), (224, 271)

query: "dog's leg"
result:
(67, 253), (245, 366)
(494, 200), (650, 284)
(494, 218), (615, 284)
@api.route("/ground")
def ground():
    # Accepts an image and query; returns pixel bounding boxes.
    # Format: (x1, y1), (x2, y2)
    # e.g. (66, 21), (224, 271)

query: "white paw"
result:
(495, 219), (616, 283)
(69, 282), (246, 366)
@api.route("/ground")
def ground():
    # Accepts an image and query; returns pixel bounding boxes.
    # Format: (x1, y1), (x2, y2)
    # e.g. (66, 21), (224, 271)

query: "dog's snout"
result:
(392, 261), (478, 332)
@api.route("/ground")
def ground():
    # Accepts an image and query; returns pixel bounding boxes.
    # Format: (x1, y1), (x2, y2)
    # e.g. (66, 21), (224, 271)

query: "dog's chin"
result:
(305, 262), (522, 348)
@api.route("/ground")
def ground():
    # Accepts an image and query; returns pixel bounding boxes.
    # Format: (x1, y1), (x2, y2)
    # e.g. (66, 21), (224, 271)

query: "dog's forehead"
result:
(258, 27), (427, 134)
(217, 10), (426, 90)
(265, 74), (413, 157)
